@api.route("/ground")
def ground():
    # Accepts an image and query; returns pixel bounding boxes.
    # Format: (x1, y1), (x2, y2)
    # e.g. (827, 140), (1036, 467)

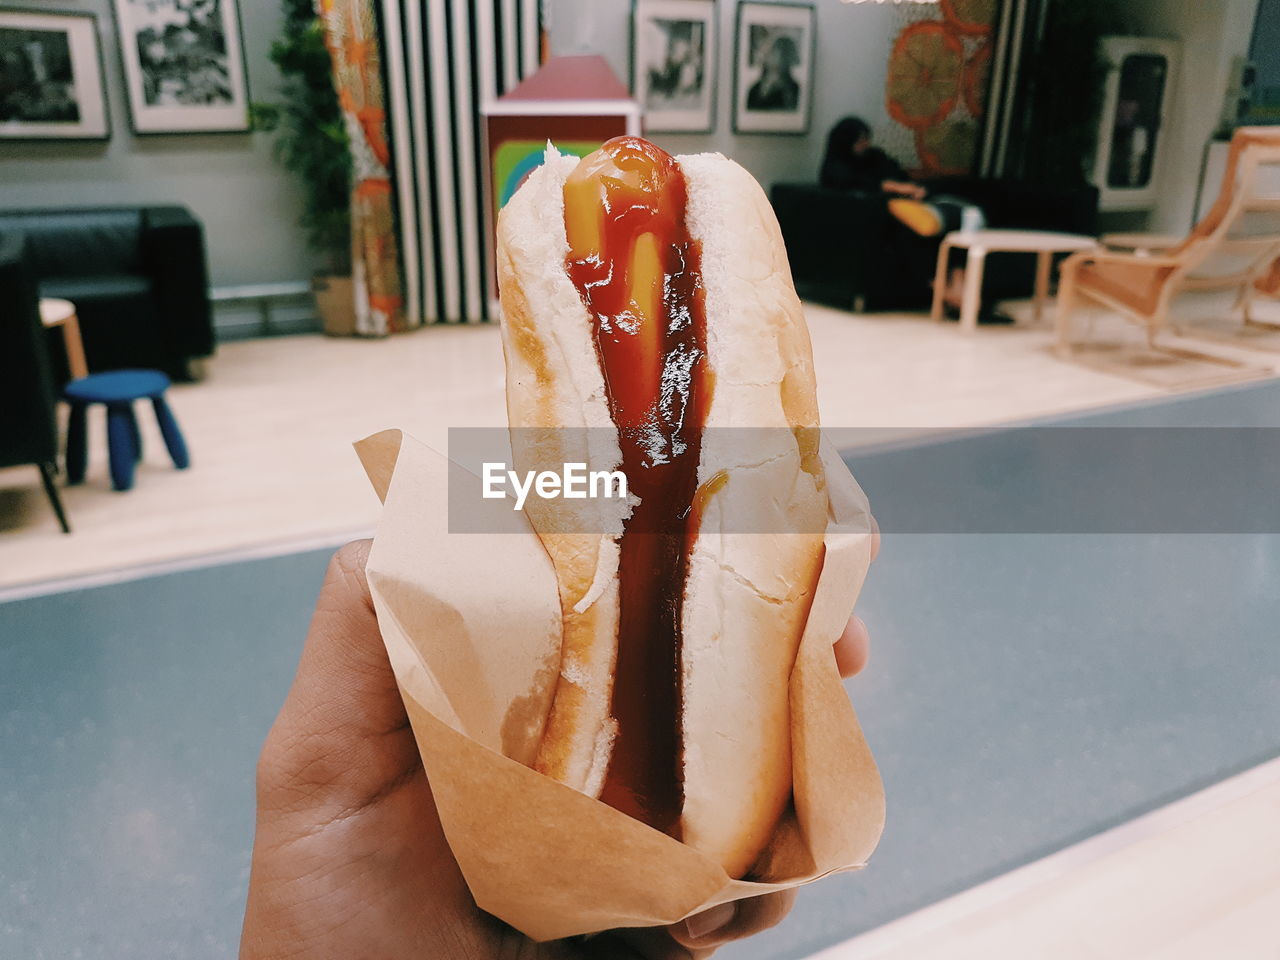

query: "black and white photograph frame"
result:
(631, 0), (718, 134)
(733, 1), (815, 135)
(111, 0), (250, 134)
(0, 9), (110, 141)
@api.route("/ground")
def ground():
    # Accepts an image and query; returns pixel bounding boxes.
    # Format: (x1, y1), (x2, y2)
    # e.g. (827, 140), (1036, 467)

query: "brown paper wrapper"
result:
(354, 428), (884, 942)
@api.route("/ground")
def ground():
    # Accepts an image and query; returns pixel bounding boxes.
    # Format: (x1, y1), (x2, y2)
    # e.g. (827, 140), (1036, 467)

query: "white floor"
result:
(811, 758), (1280, 960)
(2, 302), (1277, 590)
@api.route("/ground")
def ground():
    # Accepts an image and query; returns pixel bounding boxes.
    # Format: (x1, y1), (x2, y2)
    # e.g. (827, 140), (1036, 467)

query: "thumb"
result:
(257, 540), (419, 816)
(281, 539), (403, 736)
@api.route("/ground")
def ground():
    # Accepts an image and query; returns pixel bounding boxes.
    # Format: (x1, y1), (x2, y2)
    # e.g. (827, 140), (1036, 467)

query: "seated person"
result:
(821, 116), (1005, 320)
(820, 116), (925, 201)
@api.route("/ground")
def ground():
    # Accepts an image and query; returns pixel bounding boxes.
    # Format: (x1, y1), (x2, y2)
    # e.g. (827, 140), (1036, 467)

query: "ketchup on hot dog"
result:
(563, 136), (711, 836)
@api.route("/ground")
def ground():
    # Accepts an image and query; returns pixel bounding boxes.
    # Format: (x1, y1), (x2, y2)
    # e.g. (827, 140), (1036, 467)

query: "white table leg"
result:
(932, 239), (953, 323)
(1054, 256), (1080, 357)
(1034, 250), (1052, 326)
(960, 248), (985, 333)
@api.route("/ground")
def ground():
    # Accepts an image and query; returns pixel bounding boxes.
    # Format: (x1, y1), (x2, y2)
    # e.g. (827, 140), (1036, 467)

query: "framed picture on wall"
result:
(0, 9), (110, 141)
(111, 0), (250, 134)
(632, 0), (718, 133)
(733, 1), (814, 135)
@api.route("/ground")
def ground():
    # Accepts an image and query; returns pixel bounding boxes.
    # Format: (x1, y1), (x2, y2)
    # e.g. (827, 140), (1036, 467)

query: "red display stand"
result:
(483, 55), (640, 300)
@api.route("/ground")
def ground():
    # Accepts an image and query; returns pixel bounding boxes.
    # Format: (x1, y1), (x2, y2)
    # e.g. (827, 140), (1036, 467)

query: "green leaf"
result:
(252, 0), (351, 260)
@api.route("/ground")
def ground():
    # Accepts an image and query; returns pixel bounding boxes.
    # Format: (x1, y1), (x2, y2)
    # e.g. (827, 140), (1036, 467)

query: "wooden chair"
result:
(1056, 127), (1280, 356)
(1255, 253), (1280, 302)
(0, 233), (70, 533)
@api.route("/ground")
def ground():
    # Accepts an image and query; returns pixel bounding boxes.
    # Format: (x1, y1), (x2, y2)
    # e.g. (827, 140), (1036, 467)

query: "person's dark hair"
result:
(824, 116), (871, 168)
(768, 34), (800, 69)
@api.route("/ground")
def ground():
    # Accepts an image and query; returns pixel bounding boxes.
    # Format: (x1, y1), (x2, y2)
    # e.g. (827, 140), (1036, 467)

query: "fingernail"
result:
(685, 903), (736, 941)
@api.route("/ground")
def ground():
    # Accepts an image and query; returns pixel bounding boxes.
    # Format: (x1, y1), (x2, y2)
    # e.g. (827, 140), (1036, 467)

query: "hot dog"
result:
(496, 136), (828, 878)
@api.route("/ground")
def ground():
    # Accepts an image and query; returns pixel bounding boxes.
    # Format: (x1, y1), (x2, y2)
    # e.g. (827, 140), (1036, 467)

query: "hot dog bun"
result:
(497, 142), (827, 878)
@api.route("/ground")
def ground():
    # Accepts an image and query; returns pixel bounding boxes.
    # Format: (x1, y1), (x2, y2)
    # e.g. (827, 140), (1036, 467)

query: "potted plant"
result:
(253, 0), (355, 336)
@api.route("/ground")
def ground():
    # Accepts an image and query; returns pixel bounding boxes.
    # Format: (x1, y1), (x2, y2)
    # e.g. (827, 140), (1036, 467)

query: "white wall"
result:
(546, 0), (902, 190)
(1125, 0), (1261, 233)
(0, 0), (318, 290)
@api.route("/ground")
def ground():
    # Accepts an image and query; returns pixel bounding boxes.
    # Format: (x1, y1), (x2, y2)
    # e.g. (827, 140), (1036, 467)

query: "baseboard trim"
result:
(212, 288), (319, 341)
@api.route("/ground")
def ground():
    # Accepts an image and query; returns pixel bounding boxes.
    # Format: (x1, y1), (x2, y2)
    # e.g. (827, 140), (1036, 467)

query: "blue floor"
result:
(0, 551), (330, 958)
(3, 381), (1280, 959)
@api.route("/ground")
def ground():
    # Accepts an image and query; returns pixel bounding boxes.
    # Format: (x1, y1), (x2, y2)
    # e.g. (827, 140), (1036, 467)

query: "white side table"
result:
(39, 297), (89, 380)
(931, 229), (1100, 333)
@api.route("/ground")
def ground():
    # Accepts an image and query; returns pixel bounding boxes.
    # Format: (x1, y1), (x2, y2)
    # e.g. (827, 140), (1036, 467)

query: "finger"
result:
(604, 927), (698, 960)
(869, 512), (881, 563)
(668, 890), (797, 951)
(834, 615), (870, 678)
(670, 902), (735, 950)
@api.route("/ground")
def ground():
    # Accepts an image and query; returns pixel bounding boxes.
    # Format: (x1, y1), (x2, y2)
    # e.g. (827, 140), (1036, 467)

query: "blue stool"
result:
(64, 370), (190, 492)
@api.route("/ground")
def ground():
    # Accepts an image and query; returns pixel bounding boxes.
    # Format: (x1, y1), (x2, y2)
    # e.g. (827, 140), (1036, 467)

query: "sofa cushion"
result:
(0, 209), (144, 278)
(771, 178), (1101, 311)
(39, 275), (162, 377)
(39, 274), (153, 303)
(771, 183), (925, 311)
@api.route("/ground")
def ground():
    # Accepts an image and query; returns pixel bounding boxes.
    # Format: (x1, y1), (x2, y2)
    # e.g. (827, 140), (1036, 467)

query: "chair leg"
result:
(65, 401), (88, 485)
(931, 240), (953, 323)
(1055, 260), (1081, 357)
(37, 462), (71, 533)
(152, 396), (190, 469)
(1148, 302), (1171, 348)
(106, 404), (137, 492)
(128, 408), (143, 462)
(959, 249), (985, 334)
(1239, 282), (1257, 326)
(1033, 250), (1052, 325)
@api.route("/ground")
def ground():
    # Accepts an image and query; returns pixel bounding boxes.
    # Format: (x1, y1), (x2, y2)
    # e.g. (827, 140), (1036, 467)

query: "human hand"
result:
(882, 180), (926, 201)
(241, 525), (879, 960)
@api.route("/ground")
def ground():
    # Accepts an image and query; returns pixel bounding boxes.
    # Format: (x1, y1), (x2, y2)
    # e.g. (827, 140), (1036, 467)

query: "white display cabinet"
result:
(1093, 37), (1181, 211)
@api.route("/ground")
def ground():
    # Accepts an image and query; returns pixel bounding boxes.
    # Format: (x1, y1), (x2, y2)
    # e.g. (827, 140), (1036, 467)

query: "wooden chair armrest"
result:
(1063, 247), (1183, 270)
(1100, 231), (1184, 254)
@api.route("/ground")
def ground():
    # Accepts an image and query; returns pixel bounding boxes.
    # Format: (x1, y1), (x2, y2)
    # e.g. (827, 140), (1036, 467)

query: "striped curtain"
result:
(977, 0), (1036, 179)
(380, 0), (544, 325)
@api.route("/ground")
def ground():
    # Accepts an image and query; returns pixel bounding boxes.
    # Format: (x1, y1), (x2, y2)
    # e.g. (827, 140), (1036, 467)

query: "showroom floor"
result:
(3, 300), (1279, 591)
(822, 762), (1280, 960)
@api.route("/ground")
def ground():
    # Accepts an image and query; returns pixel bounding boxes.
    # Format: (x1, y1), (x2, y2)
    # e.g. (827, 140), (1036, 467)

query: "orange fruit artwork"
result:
(915, 119), (979, 177)
(940, 0), (998, 37)
(886, 22), (964, 131)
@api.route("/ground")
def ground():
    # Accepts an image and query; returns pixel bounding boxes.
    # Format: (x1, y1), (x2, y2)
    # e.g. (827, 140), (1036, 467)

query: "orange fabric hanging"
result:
(319, 0), (407, 334)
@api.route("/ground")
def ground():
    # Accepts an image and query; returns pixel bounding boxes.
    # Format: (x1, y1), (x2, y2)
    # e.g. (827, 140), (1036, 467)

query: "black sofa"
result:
(0, 233), (70, 532)
(770, 178), (1100, 312)
(0, 206), (214, 381)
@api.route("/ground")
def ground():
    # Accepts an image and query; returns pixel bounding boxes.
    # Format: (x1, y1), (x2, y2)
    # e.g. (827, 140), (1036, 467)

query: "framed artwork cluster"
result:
(630, 0), (815, 135)
(0, 1), (250, 143)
